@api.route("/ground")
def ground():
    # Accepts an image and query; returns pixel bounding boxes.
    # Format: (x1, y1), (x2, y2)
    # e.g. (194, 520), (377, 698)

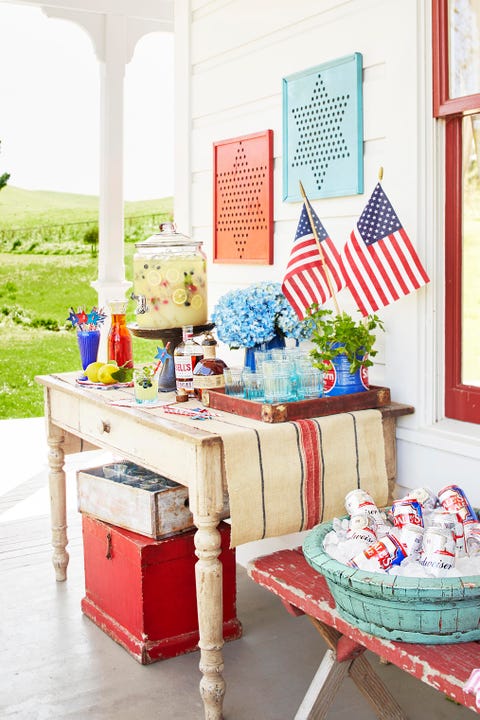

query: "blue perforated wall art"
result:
(283, 53), (363, 202)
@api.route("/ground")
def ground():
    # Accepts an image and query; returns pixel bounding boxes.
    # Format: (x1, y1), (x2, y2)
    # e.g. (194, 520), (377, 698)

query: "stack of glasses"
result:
(223, 348), (323, 403)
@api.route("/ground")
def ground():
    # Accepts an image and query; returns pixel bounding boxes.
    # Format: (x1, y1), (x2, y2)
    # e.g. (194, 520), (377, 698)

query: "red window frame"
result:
(433, 0), (480, 423)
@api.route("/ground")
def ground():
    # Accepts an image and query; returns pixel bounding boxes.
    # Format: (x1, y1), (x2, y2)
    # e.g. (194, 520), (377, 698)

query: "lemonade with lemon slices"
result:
(133, 251), (207, 329)
(133, 223), (208, 330)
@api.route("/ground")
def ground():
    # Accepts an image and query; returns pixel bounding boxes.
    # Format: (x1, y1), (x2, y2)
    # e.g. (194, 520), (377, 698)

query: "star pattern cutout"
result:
(291, 75), (350, 191)
(216, 144), (267, 260)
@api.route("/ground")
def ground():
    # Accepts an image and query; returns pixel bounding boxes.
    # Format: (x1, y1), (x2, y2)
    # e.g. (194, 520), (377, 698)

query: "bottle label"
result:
(175, 358), (193, 379)
(193, 375), (225, 389)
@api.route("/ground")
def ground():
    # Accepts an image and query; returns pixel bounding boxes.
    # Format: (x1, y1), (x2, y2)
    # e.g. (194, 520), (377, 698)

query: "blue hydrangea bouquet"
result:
(212, 281), (313, 349)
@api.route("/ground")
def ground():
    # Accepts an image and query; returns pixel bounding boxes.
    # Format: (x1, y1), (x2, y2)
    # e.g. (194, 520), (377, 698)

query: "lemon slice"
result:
(166, 268), (180, 283)
(172, 288), (187, 305)
(147, 270), (162, 286)
(191, 294), (203, 309)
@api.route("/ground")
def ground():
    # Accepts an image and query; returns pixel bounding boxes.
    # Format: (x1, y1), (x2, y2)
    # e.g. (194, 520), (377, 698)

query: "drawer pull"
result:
(97, 419), (111, 434)
(105, 532), (112, 559)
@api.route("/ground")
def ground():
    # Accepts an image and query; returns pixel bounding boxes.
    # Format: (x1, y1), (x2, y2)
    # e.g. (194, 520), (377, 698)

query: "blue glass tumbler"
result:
(77, 330), (101, 373)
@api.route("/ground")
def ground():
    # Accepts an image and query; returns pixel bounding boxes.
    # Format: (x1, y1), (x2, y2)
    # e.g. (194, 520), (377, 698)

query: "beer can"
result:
(345, 489), (384, 525)
(391, 499), (424, 529)
(399, 523), (424, 557)
(431, 510), (465, 556)
(465, 522), (480, 556)
(347, 534), (406, 571)
(408, 486), (438, 511)
(347, 512), (377, 545)
(438, 484), (478, 525)
(419, 527), (456, 571)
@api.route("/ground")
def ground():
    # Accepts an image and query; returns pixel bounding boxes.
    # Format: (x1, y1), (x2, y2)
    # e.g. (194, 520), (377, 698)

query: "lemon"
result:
(147, 270), (162, 286)
(191, 294), (203, 310)
(166, 268), (180, 283)
(98, 364), (119, 385)
(85, 361), (105, 383)
(172, 288), (187, 305)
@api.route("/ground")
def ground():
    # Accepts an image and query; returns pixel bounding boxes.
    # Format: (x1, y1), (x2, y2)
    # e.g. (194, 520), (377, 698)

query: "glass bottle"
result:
(107, 300), (133, 369)
(193, 332), (228, 400)
(174, 325), (204, 395)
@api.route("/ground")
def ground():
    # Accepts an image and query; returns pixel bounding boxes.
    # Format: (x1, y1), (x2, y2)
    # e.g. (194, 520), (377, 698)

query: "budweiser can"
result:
(391, 499), (424, 529)
(419, 527), (456, 571)
(347, 534), (406, 571)
(465, 522), (480, 556)
(438, 484), (478, 525)
(408, 487), (438, 511)
(345, 489), (384, 524)
(431, 510), (465, 555)
(399, 523), (424, 557)
(347, 512), (377, 545)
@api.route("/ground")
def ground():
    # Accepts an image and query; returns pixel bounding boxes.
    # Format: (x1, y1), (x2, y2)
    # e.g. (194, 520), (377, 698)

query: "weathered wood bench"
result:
(247, 547), (480, 719)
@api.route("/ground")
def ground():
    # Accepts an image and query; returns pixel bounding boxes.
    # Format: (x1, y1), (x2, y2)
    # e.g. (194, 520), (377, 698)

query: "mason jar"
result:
(133, 222), (207, 330)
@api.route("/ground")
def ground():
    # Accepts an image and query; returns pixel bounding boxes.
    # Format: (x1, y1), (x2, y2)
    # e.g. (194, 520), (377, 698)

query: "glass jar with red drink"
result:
(107, 300), (133, 369)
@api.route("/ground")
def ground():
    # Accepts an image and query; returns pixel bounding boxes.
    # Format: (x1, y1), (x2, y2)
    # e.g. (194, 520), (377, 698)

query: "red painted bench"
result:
(247, 547), (480, 719)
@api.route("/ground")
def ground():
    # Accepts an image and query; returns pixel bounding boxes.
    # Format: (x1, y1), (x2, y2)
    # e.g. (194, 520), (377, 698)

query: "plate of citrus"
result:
(77, 361), (134, 387)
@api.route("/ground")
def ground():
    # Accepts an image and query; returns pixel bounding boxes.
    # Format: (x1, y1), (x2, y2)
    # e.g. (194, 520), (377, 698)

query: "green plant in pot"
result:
(306, 304), (384, 396)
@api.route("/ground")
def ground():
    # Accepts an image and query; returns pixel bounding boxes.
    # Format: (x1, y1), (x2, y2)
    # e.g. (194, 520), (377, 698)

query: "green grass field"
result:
(0, 187), (173, 419)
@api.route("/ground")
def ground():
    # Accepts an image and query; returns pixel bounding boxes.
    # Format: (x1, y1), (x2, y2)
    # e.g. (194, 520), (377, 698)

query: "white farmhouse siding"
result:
(175, 0), (480, 504)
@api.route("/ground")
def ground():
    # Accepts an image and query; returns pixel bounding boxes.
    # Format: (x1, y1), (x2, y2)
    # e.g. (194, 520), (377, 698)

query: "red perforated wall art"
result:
(213, 130), (273, 264)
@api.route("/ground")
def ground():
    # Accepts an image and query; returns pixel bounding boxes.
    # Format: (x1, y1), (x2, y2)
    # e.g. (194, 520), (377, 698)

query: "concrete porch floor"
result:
(0, 417), (477, 720)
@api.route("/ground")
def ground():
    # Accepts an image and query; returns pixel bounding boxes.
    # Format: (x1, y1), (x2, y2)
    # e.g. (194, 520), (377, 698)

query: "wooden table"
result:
(248, 547), (480, 718)
(36, 372), (411, 720)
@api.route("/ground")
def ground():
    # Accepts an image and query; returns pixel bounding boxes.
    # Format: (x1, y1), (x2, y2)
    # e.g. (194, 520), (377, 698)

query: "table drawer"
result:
(78, 403), (198, 486)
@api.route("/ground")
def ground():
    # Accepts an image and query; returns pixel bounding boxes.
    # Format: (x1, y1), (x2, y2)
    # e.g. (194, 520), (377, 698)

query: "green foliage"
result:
(83, 225), (98, 255)
(0, 246), (155, 419)
(306, 305), (384, 374)
(0, 140), (9, 192)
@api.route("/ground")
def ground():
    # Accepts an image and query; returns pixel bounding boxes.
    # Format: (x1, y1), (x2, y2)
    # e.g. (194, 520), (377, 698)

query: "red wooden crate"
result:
(81, 515), (242, 664)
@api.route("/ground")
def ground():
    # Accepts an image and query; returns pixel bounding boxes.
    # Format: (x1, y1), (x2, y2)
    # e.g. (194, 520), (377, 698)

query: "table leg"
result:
(194, 517), (225, 720)
(47, 429), (69, 581)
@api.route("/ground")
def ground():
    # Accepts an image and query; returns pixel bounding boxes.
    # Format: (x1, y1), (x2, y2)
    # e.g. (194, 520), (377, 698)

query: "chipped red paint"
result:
(82, 516), (241, 664)
(248, 548), (480, 713)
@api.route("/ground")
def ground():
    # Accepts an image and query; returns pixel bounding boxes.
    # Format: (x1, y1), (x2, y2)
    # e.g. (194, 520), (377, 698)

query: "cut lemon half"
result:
(147, 270), (162, 286)
(191, 294), (203, 310)
(165, 268), (180, 283)
(172, 288), (187, 305)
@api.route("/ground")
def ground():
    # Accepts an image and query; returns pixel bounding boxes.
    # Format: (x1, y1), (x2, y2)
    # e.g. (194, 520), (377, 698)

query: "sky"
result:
(0, 2), (174, 200)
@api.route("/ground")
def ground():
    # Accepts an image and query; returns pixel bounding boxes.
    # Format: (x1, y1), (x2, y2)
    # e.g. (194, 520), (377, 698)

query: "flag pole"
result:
(378, 166), (384, 181)
(298, 180), (340, 315)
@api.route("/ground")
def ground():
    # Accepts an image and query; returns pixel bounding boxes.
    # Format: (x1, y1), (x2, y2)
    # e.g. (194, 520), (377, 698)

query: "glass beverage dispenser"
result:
(132, 222), (208, 330)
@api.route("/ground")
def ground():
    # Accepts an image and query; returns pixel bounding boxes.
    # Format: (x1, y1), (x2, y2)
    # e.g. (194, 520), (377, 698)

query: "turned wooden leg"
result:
(47, 431), (69, 581)
(194, 518), (225, 720)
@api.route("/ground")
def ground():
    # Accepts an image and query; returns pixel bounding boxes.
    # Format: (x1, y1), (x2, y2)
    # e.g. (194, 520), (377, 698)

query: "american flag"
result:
(282, 203), (346, 320)
(342, 183), (430, 316)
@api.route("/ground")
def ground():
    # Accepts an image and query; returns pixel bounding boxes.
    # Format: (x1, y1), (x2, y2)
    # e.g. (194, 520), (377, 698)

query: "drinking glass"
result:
(77, 330), (100, 372)
(133, 363), (159, 404)
(223, 367), (245, 396)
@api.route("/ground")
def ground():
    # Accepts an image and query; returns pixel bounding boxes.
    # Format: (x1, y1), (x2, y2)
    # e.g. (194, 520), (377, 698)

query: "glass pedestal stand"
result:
(129, 323), (214, 392)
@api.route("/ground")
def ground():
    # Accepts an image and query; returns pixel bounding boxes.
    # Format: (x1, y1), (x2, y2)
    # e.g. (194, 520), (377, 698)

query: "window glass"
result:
(461, 113), (480, 385)
(448, 0), (480, 98)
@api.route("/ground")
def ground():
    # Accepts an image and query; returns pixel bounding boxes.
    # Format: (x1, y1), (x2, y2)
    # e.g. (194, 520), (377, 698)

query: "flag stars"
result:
(357, 183), (403, 244)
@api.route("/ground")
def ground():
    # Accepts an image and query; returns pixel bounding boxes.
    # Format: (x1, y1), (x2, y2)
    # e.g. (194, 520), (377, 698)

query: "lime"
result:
(85, 361), (105, 383)
(172, 288), (187, 305)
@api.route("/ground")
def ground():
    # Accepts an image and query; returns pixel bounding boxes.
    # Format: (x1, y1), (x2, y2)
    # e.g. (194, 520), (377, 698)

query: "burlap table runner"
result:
(158, 406), (388, 547)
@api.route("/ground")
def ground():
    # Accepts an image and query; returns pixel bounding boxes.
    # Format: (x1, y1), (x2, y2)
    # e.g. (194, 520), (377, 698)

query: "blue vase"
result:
(244, 332), (286, 372)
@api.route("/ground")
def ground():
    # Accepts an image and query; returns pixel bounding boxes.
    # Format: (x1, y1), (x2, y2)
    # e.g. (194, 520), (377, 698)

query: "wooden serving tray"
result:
(203, 386), (391, 423)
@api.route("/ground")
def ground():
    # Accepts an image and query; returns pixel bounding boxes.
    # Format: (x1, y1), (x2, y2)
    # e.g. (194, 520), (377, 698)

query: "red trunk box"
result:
(81, 515), (242, 664)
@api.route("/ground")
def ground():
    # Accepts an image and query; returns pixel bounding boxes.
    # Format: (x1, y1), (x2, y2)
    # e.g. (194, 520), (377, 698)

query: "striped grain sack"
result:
(220, 408), (388, 546)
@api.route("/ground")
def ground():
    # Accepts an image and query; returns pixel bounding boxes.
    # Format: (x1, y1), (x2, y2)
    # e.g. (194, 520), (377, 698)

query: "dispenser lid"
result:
(136, 222), (201, 248)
